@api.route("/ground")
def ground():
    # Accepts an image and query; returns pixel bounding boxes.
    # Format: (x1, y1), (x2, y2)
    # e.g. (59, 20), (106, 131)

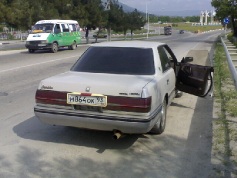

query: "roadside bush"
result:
(7, 34), (14, 40)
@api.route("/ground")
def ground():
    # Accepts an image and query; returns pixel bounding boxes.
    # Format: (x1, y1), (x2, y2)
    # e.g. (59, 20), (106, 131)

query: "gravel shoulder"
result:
(182, 36), (237, 177)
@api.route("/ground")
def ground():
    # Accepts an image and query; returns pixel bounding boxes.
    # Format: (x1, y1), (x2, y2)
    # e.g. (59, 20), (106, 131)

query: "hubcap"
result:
(160, 102), (166, 127)
(53, 44), (57, 52)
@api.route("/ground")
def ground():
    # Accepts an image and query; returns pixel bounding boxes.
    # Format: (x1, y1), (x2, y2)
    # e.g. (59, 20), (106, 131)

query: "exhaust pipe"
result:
(113, 130), (123, 140)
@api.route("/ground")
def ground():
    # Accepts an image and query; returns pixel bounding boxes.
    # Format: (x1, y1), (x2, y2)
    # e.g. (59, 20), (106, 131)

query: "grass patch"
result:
(212, 39), (237, 175)
(226, 99), (237, 117)
(112, 33), (158, 40)
(214, 42), (237, 117)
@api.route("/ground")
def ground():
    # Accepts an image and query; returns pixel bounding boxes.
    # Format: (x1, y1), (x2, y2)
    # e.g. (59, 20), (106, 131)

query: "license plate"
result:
(67, 93), (107, 107)
(38, 44), (46, 46)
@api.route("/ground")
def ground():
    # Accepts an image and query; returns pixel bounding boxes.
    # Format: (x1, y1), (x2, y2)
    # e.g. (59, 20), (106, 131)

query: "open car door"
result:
(176, 60), (214, 97)
(163, 45), (214, 97)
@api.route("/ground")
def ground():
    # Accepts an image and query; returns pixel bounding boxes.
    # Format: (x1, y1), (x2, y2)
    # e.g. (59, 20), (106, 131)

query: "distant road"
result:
(0, 28), (192, 51)
(0, 37), (105, 51)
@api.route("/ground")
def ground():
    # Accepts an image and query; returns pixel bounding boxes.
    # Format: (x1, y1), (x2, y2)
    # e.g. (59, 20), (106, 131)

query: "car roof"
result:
(36, 20), (79, 24)
(91, 41), (165, 48)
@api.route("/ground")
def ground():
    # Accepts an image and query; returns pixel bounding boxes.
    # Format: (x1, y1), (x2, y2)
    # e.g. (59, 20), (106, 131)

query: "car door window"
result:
(176, 63), (214, 97)
(54, 24), (61, 34)
(69, 24), (76, 32)
(158, 46), (172, 72)
(61, 24), (69, 32)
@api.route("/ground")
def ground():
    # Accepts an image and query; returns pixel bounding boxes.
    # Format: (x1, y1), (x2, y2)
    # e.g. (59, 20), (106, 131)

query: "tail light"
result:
(105, 96), (151, 113)
(35, 90), (68, 106)
(35, 90), (152, 113)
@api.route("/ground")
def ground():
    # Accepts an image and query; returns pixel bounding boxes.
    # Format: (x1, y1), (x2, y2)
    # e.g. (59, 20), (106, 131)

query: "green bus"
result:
(25, 20), (81, 53)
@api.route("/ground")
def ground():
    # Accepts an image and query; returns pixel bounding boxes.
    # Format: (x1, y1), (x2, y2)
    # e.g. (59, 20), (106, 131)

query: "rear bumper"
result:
(34, 106), (162, 134)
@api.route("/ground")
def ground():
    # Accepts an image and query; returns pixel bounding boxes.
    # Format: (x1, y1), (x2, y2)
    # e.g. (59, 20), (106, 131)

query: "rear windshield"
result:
(71, 46), (155, 75)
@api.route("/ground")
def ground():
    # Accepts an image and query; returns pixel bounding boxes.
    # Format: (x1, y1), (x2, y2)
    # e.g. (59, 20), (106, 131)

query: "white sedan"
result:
(34, 41), (213, 138)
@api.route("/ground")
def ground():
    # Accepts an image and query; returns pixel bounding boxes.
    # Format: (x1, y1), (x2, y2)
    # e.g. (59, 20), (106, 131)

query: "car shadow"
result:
(170, 102), (192, 109)
(22, 48), (69, 54)
(13, 116), (140, 152)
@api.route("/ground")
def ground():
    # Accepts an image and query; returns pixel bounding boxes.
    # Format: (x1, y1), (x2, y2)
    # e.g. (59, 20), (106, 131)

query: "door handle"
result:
(167, 79), (169, 85)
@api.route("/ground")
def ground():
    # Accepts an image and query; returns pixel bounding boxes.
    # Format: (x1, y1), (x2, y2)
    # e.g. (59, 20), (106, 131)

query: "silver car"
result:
(34, 41), (213, 138)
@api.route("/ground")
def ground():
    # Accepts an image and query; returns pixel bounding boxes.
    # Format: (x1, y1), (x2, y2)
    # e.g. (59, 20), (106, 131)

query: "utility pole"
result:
(104, 0), (111, 11)
(105, 0), (111, 41)
(146, 2), (149, 39)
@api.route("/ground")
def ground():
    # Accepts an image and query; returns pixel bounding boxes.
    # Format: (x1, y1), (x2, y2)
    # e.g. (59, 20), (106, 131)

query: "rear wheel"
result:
(69, 41), (76, 50)
(175, 90), (183, 98)
(150, 99), (167, 134)
(51, 42), (58, 53)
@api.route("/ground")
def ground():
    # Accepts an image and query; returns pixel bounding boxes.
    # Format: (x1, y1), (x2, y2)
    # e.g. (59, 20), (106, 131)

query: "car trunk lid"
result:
(39, 71), (154, 97)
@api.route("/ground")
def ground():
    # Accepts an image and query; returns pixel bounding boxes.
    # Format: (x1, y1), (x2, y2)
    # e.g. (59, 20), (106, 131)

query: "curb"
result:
(0, 42), (11, 45)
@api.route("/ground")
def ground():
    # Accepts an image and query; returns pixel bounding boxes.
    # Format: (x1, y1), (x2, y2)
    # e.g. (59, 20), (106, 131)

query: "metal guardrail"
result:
(221, 37), (237, 90)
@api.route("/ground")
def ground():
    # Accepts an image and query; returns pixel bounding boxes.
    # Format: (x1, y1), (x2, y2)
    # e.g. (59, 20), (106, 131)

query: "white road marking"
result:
(0, 55), (79, 73)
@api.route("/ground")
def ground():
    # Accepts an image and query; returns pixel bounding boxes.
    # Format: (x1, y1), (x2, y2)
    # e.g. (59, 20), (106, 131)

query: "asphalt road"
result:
(0, 30), (224, 178)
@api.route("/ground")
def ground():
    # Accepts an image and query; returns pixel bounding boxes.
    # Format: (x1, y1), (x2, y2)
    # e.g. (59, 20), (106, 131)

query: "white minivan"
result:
(25, 20), (81, 53)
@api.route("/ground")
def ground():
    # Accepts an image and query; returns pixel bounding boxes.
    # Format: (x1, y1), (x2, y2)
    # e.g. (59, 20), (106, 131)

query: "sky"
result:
(118, 0), (214, 16)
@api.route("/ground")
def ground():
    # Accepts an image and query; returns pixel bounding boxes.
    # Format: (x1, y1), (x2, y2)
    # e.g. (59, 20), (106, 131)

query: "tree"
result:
(211, 0), (237, 36)
(0, 0), (7, 23)
(70, 2), (88, 28)
(41, 1), (60, 20)
(120, 12), (130, 38)
(185, 16), (200, 22)
(104, 0), (124, 41)
(53, 0), (73, 19)
(0, 0), (201, 33)
(4, 0), (31, 30)
(84, 0), (106, 41)
(127, 9), (145, 39)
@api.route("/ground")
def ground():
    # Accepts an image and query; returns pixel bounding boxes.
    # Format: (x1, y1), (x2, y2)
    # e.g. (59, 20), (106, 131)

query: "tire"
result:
(28, 49), (35, 53)
(69, 41), (76, 50)
(51, 42), (58, 53)
(150, 99), (167, 134)
(175, 90), (183, 98)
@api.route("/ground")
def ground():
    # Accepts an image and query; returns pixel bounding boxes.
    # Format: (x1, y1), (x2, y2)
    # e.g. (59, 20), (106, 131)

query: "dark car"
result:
(93, 33), (107, 38)
(179, 30), (184, 34)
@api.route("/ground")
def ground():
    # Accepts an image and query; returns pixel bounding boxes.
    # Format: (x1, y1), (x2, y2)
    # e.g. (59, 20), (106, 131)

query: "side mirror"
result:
(181, 57), (193, 63)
